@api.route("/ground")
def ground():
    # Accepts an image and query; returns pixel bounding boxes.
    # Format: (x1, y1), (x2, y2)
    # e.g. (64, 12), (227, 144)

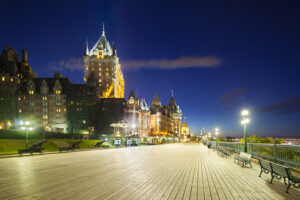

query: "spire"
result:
(85, 39), (89, 55)
(102, 23), (105, 36)
(152, 92), (161, 106)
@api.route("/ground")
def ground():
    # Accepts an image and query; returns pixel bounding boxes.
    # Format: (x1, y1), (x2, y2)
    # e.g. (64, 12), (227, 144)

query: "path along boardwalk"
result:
(0, 143), (299, 200)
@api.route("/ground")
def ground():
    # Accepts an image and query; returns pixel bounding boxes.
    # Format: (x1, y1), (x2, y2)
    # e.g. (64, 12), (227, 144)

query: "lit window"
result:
(19, 109), (22, 113)
(106, 68), (108, 71)
(56, 108), (61, 113)
(70, 101), (73, 105)
(56, 90), (61, 95)
(1, 76), (5, 81)
(29, 90), (34, 95)
(106, 73), (108, 76)
(18, 97), (21, 101)
(10, 77), (13, 82)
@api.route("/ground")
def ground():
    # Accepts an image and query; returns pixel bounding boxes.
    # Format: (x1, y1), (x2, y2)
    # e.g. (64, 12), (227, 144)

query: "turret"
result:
(22, 49), (28, 63)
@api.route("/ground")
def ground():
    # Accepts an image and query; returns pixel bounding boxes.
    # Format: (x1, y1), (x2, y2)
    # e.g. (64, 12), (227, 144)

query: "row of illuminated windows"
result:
(1, 76), (20, 83)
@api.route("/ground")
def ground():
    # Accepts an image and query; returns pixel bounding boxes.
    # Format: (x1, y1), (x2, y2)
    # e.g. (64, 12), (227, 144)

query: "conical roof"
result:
(89, 26), (112, 56)
(128, 90), (136, 100)
(87, 71), (97, 83)
(152, 92), (161, 105)
(168, 96), (181, 114)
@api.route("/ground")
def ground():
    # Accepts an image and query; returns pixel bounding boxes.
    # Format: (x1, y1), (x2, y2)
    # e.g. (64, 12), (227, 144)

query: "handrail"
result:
(208, 141), (300, 169)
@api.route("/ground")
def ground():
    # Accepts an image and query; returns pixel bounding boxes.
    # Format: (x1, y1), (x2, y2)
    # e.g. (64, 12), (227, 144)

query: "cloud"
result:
(219, 88), (247, 105)
(259, 96), (300, 115)
(48, 55), (222, 71)
(48, 58), (83, 71)
(123, 56), (222, 69)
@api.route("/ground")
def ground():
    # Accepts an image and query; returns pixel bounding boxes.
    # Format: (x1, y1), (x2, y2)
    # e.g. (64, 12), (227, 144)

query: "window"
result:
(42, 115), (48, 119)
(56, 90), (61, 95)
(70, 101), (73, 105)
(56, 108), (61, 113)
(18, 97), (21, 101)
(18, 109), (22, 113)
(42, 97), (47, 100)
(1, 76), (4, 81)
(29, 90), (34, 95)
(10, 77), (13, 82)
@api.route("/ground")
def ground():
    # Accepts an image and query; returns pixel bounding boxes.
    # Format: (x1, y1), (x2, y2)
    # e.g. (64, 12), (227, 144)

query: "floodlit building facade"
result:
(83, 26), (125, 98)
(125, 91), (182, 139)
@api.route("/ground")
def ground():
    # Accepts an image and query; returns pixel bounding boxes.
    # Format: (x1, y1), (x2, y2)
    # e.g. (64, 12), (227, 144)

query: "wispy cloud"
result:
(49, 58), (83, 71)
(48, 55), (222, 71)
(219, 88), (247, 106)
(123, 56), (222, 69)
(258, 96), (300, 115)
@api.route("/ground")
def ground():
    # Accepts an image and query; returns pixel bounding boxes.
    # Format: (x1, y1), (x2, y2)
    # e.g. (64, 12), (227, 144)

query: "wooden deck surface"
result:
(0, 143), (299, 200)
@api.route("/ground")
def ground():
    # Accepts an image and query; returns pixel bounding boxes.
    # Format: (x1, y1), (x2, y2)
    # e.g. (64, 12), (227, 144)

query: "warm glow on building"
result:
(83, 25), (124, 98)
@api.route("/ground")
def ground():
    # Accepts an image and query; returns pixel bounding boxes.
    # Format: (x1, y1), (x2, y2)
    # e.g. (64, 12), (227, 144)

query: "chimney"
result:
(54, 72), (62, 78)
(22, 49), (28, 63)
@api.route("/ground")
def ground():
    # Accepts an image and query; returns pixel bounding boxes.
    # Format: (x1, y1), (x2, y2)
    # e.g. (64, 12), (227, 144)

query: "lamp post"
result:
(20, 121), (33, 150)
(215, 128), (219, 148)
(241, 110), (250, 152)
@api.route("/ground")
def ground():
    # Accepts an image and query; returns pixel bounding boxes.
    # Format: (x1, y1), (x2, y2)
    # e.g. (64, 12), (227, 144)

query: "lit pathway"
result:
(0, 144), (299, 199)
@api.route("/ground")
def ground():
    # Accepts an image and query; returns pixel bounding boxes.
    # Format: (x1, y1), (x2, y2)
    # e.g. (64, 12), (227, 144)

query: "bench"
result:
(18, 139), (47, 156)
(271, 162), (300, 193)
(258, 159), (300, 193)
(258, 158), (272, 177)
(217, 147), (231, 157)
(234, 152), (252, 167)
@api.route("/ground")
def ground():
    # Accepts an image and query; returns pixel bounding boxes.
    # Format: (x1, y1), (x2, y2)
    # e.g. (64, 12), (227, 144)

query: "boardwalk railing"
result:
(209, 141), (300, 169)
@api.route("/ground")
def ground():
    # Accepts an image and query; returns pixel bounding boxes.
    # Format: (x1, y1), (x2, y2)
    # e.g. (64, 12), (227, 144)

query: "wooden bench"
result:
(217, 147), (230, 157)
(234, 152), (252, 167)
(258, 158), (300, 193)
(258, 158), (272, 177)
(270, 162), (300, 193)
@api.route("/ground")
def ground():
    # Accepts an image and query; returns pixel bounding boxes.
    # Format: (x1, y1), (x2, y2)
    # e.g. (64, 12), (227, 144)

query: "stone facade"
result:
(124, 91), (182, 139)
(84, 26), (124, 98)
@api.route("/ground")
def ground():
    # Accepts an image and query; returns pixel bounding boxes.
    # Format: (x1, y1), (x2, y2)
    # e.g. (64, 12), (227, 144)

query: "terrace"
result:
(0, 143), (299, 199)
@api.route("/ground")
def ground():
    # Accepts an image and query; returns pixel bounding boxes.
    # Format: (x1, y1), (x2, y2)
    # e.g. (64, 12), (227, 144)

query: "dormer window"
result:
(56, 90), (61, 95)
(129, 97), (134, 104)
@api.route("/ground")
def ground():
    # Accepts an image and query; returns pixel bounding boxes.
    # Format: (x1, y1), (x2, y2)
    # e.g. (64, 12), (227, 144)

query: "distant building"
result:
(84, 25), (125, 98)
(124, 91), (182, 139)
(181, 121), (190, 138)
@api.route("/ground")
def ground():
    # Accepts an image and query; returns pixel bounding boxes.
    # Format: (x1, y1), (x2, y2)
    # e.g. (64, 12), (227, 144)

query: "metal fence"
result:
(209, 141), (300, 169)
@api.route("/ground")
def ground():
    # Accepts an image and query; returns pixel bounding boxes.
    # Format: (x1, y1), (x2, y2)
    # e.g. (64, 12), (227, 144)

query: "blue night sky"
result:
(1, 0), (300, 137)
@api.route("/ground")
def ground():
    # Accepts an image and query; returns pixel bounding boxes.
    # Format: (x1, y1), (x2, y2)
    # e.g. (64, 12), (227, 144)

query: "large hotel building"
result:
(0, 26), (188, 139)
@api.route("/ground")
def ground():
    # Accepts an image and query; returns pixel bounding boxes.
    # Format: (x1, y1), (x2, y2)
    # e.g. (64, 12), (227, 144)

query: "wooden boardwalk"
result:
(0, 143), (299, 200)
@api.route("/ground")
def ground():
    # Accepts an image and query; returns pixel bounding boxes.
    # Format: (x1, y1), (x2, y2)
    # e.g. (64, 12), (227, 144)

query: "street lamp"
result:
(20, 121), (33, 150)
(241, 110), (250, 152)
(215, 128), (219, 147)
